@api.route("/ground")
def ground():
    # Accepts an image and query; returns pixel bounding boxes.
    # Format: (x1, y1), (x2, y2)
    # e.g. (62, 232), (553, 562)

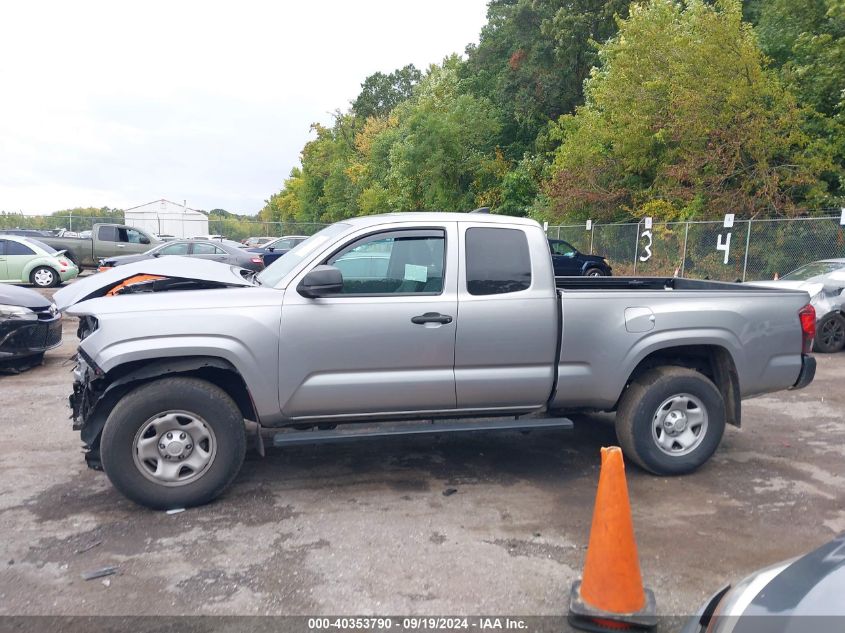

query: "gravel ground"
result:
(1, 283), (843, 630)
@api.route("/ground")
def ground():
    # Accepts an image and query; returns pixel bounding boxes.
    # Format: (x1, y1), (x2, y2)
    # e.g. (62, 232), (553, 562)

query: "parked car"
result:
(548, 239), (612, 276)
(748, 258), (845, 353)
(0, 229), (54, 238)
(0, 284), (62, 372)
(242, 236), (274, 248)
(98, 239), (265, 272)
(247, 235), (308, 265)
(37, 223), (160, 269)
(0, 235), (79, 287)
(154, 234), (177, 242)
(681, 533), (845, 633)
(55, 212), (816, 509)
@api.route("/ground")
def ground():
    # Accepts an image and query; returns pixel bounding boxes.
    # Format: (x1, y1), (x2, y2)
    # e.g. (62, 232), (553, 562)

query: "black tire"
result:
(30, 266), (60, 288)
(814, 312), (845, 354)
(615, 366), (726, 475)
(100, 377), (246, 510)
(584, 267), (605, 277)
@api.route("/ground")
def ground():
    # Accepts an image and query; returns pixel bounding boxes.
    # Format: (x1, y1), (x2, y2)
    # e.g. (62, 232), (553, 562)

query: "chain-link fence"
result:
(548, 216), (845, 281)
(4, 210), (844, 279)
(0, 212), (330, 242)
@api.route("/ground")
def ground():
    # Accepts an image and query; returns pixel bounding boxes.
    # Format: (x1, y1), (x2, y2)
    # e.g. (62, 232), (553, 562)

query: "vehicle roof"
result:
(0, 234), (45, 247)
(815, 258), (845, 264)
(341, 212), (541, 228)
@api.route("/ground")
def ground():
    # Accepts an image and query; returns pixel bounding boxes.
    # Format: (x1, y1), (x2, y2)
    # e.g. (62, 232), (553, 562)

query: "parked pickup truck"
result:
(39, 223), (160, 268)
(54, 212), (817, 509)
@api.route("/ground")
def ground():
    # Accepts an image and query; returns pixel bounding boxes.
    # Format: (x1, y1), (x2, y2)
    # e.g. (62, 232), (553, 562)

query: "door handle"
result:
(411, 312), (453, 325)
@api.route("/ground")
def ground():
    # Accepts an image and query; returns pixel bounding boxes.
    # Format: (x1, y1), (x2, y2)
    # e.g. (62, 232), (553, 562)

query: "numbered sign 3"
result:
(639, 229), (653, 262)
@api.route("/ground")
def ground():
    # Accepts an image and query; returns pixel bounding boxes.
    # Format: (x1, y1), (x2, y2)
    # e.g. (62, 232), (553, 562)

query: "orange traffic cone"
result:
(569, 447), (657, 631)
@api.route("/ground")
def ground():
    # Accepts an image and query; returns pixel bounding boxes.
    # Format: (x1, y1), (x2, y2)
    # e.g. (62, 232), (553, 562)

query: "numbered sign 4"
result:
(717, 232), (731, 265)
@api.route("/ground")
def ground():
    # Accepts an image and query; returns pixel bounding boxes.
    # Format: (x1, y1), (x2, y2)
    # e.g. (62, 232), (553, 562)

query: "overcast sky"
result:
(0, 0), (489, 215)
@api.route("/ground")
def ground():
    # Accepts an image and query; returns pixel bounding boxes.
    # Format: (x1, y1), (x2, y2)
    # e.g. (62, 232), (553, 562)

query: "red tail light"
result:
(799, 304), (816, 354)
(59, 259), (69, 267)
(251, 257), (263, 265)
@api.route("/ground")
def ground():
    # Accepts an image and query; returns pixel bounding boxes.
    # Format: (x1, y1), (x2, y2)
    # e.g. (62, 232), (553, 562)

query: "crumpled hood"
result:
(0, 283), (53, 310)
(53, 256), (257, 311)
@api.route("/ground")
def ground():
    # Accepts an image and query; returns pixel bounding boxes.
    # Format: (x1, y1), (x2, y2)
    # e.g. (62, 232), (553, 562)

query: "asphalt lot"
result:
(1, 282), (844, 626)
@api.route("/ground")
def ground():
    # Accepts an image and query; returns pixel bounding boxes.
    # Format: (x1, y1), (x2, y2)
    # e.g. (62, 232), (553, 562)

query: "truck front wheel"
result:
(615, 366), (725, 475)
(100, 377), (246, 510)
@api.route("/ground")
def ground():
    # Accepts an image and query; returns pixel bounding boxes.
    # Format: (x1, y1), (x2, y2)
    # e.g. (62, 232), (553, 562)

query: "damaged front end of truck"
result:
(58, 258), (262, 469)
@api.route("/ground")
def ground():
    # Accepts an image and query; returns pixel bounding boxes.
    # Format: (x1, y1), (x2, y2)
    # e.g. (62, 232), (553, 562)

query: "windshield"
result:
(257, 223), (350, 287)
(782, 261), (845, 281)
(24, 238), (59, 254)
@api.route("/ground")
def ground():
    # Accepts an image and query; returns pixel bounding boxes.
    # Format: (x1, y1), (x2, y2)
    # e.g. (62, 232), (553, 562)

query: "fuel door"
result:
(625, 306), (655, 333)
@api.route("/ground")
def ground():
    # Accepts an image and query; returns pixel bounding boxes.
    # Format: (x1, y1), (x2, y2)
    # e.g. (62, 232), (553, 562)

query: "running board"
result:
(272, 417), (573, 447)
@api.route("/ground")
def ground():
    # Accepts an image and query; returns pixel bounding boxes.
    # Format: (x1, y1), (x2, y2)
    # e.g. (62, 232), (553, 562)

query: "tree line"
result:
(259, 0), (845, 225)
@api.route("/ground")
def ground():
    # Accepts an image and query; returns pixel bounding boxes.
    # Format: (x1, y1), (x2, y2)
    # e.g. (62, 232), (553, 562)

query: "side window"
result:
(272, 238), (295, 250)
(98, 226), (118, 242)
(326, 230), (445, 295)
(0, 240), (6, 256)
(159, 242), (190, 256)
(125, 229), (143, 244)
(552, 241), (575, 256)
(6, 241), (36, 256)
(214, 246), (226, 254)
(466, 227), (531, 296)
(191, 243), (218, 255)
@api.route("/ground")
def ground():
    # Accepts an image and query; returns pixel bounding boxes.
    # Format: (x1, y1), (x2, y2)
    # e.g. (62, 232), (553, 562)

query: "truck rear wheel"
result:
(615, 366), (725, 475)
(100, 377), (246, 510)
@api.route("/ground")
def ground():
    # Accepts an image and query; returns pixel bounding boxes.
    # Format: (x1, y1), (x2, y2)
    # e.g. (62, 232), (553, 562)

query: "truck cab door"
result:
(117, 227), (152, 255)
(278, 222), (459, 420)
(95, 225), (120, 258)
(455, 224), (559, 410)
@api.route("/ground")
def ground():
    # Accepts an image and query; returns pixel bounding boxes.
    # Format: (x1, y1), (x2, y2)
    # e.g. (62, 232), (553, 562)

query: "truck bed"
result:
(551, 276), (811, 412)
(555, 276), (780, 292)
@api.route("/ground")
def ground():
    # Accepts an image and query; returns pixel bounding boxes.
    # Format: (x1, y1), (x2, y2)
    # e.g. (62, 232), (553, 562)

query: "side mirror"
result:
(152, 252), (161, 257)
(140, 236), (150, 245)
(268, 247), (275, 252)
(298, 265), (343, 298)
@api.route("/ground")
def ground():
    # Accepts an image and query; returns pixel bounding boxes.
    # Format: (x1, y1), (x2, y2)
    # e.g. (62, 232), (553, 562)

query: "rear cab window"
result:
(98, 226), (118, 242)
(465, 227), (531, 295)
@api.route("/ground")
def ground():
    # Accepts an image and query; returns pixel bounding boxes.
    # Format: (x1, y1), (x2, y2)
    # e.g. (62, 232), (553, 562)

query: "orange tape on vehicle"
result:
(106, 275), (166, 296)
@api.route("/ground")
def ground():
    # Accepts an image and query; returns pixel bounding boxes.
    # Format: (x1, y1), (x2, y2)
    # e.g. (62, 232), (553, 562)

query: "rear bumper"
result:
(790, 354), (816, 390)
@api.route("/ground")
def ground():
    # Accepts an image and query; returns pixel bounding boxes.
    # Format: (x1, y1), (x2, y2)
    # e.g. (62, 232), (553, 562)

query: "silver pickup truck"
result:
(55, 213), (817, 509)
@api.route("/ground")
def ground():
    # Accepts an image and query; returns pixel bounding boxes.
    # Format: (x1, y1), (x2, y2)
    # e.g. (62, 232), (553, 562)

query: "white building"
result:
(124, 199), (209, 239)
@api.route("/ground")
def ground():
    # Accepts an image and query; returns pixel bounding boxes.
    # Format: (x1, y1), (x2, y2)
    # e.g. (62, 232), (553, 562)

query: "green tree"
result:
(462, 0), (629, 159)
(547, 0), (835, 222)
(351, 64), (422, 119)
(384, 59), (503, 211)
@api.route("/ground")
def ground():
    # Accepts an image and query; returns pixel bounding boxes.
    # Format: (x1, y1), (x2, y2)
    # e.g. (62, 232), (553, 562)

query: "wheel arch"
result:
(620, 344), (741, 427)
(78, 356), (258, 460)
(26, 261), (60, 283)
